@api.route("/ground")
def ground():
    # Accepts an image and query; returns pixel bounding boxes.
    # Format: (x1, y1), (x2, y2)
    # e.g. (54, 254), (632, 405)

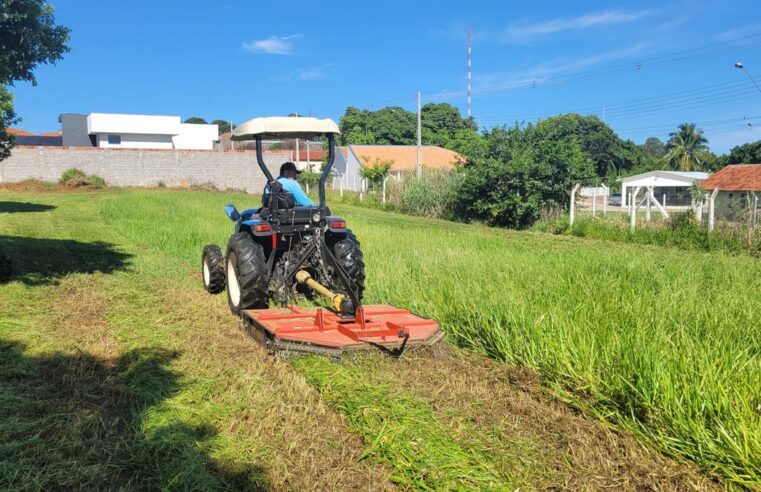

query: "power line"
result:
(425, 32), (761, 101)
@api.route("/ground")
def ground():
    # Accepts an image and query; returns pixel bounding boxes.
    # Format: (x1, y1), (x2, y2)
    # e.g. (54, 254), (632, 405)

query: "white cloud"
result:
(502, 10), (652, 43)
(242, 34), (302, 55)
(272, 64), (335, 81)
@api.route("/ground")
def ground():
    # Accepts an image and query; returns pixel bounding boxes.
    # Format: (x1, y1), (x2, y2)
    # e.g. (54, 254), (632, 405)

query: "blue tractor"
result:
(201, 117), (365, 319)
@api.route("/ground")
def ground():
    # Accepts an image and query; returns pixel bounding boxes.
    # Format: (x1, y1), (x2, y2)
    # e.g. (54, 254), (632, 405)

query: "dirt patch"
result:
(153, 285), (395, 491)
(0, 180), (105, 194)
(48, 276), (120, 360)
(376, 346), (720, 491)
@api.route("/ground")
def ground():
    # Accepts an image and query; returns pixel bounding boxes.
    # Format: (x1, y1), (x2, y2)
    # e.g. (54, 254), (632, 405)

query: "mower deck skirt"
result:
(241, 305), (442, 354)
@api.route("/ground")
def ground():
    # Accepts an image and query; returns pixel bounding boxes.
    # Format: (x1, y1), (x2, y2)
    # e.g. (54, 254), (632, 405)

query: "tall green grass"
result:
(534, 212), (761, 257)
(97, 189), (761, 488)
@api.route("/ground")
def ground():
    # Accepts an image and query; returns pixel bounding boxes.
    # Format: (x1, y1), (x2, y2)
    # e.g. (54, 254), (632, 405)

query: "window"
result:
(107, 134), (121, 145)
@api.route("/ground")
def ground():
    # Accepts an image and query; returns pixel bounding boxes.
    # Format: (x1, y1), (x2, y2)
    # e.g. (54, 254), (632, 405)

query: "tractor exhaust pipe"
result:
(295, 270), (354, 316)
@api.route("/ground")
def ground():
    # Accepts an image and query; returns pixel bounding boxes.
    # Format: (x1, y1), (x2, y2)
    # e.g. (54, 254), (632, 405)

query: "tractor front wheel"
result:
(226, 233), (269, 315)
(202, 244), (226, 294)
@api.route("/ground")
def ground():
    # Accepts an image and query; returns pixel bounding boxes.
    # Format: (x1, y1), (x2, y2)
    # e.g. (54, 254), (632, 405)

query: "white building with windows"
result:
(59, 113), (218, 150)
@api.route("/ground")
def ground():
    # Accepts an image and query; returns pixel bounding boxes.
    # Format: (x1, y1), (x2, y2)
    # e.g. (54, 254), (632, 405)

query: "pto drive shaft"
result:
(295, 270), (354, 315)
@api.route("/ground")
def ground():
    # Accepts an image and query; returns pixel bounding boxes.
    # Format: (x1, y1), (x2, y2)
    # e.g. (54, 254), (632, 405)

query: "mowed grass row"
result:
(96, 189), (760, 488)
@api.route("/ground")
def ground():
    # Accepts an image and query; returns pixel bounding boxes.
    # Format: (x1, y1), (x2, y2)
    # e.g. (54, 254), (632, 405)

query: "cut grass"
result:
(292, 355), (512, 490)
(94, 188), (760, 488)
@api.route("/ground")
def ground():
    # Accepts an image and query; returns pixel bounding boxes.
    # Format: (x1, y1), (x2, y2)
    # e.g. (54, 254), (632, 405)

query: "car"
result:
(608, 192), (622, 206)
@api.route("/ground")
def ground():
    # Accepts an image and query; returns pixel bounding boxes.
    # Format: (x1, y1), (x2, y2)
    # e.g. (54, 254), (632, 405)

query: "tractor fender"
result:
(224, 204), (240, 222)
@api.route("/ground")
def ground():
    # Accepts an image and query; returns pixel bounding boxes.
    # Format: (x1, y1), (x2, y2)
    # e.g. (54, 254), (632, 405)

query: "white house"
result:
(620, 170), (710, 207)
(59, 113), (219, 150)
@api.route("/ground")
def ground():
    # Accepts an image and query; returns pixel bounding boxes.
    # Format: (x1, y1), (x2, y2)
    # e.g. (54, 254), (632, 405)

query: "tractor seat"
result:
(262, 186), (296, 209)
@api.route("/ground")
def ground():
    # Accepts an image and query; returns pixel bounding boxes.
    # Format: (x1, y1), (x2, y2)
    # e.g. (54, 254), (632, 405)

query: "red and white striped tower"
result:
(467, 30), (472, 118)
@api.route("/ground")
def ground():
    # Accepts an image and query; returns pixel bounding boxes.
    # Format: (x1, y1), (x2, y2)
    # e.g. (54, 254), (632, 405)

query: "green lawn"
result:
(1, 187), (757, 490)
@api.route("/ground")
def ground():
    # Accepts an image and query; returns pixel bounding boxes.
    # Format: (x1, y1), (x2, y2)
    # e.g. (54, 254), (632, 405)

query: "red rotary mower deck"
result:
(241, 304), (443, 355)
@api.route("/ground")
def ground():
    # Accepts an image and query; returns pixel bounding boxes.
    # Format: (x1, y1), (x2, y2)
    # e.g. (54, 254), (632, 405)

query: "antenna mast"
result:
(467, 30), (472, 118)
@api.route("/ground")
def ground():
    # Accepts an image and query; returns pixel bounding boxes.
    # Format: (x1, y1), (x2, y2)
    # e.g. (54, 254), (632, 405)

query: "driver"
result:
(264, 161), (315, 207)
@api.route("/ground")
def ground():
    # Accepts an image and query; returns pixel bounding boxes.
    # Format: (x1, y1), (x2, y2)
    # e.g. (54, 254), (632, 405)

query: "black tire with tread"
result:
(330, 229), (365, 301)
(226, 233), (269, 314)
(201, 244), (226, 294)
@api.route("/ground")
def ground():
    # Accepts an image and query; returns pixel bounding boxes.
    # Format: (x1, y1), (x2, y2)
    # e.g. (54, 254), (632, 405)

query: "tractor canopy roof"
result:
(231, 116), (340, 140)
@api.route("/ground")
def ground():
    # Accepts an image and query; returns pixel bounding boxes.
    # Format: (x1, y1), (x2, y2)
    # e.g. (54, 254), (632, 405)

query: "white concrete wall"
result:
(1, 146), (287, 193)
(96, 133), (175, 149)
(173, 123), (219, 150)
(87, 113), (180, 135)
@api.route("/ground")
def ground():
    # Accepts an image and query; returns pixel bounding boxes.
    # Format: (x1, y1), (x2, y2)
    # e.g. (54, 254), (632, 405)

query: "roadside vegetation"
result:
(533, 211), (761, 257)
(59, 168), (107, 188)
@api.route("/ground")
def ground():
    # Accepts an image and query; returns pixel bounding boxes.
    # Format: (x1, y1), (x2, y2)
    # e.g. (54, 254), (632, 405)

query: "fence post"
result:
(708, 188), (719, 231)
(591, 189), (597, 217)
(646, 186), (652, 221)
(602, 184), (608, 215)
(382, 176), (390, 205)
(569, 183), (581, 226)
(630, 186), (641, 233)
(753, 192), (758, 229)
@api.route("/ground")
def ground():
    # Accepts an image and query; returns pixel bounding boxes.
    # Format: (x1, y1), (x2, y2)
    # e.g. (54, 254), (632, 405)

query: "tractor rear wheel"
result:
(330, 229), (365, 301)
(226, 233), (269, 314)
(201, 244), (226, 294)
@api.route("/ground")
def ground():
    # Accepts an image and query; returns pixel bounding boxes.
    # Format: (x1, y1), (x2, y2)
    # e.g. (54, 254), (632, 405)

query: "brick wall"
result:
(0, 146), (290, 193)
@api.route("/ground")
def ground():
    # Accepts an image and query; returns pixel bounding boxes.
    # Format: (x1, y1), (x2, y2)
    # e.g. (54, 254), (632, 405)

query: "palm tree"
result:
(663, 123), (709, 171)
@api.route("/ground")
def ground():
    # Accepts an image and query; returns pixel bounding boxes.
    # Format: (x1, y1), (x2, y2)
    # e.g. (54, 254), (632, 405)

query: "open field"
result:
(0, 186), (758, 489)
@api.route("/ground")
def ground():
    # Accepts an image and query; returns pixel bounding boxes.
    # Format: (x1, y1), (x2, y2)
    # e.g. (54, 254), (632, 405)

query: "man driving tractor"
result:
(263, 161), (315, 207)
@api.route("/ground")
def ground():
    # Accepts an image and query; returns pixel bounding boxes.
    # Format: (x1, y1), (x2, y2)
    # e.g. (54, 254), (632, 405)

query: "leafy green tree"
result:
(452, 121), (595, 228)
(359, 158), (393, 189)
(338, 103), (476, 150)
(421, 103), (478, 148)
(211, 119), (231, 134)
(184, 117), (208, 124)
(726, 140), (761, 164)
(561, 114), (640, 177)
(664, 123), (709, 171)
(0, 0), (70, 160)
(640, 137), (666, 159)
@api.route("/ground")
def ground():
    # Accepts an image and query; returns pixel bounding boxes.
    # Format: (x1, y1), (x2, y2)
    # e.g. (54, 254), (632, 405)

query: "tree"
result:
(452, 120), (596, 229)
(640, 137), (666, 159)
(0, 0), (70, 160)
(359, 158), (393, 190)
(211, 119), (231, 134)
(184, 117), (208, 124)
(338, 103), (476, 150)
(726, 140), (761, 164)
(664, 123), (709, 171)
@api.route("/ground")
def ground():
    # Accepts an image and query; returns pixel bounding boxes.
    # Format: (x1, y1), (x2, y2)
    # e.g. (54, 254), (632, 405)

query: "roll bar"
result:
(254, 133), (336, 212)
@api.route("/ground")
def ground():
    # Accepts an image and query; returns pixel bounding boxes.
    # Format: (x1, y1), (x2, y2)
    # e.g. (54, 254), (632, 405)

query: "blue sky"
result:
(10, 0), (761, 153)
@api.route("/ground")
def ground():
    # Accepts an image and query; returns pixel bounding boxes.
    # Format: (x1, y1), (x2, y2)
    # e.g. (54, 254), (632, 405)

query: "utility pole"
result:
(416, 90), (422, 179)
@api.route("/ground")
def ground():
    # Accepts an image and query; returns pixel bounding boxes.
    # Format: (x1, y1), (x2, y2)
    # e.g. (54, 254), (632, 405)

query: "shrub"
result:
(59, 168), (107, 188)
(398, 172), (457, 218)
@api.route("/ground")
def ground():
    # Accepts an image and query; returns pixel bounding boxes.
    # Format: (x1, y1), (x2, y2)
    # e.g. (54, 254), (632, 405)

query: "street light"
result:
(735, 62), (761, 94)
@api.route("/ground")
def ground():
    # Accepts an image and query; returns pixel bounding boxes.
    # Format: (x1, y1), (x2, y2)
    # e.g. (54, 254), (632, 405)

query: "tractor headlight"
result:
(312, 212), (321, 223)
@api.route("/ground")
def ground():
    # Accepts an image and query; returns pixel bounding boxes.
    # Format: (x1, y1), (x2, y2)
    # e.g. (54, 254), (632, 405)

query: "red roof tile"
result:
(7, 128), (33, 136)
(702, 164), (761, 191)
(350, 145), (464, 171)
